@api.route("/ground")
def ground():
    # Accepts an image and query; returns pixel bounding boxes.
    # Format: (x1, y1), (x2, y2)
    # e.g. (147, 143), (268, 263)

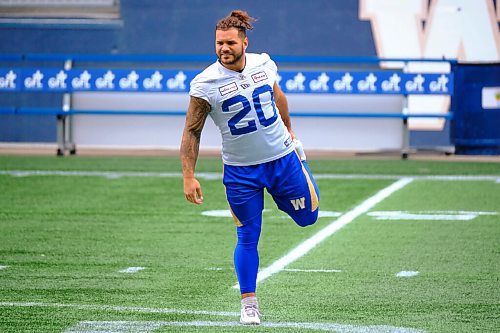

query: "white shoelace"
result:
(242, 298), (261, 318)
(243, 303), (261, 318)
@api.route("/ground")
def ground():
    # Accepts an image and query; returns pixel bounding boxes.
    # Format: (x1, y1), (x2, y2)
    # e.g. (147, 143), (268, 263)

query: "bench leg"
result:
(56, 115), (66, 156)
(402, 118), (409, 159)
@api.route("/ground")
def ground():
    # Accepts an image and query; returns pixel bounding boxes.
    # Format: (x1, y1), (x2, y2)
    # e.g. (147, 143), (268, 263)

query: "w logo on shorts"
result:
(290, 197), (306, 210)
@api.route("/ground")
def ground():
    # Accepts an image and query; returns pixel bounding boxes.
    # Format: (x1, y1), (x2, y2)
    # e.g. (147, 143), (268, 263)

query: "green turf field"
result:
(0, 155), (499, 332)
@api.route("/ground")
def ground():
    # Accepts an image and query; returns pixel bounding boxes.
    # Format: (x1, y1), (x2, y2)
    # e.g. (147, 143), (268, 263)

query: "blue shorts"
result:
(223, 151), (320, 227)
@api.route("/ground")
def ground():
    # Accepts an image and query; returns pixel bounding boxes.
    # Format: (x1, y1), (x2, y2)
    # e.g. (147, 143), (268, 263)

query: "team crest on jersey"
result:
(218, 82), (238, 96)
(251, 71), (268, 83)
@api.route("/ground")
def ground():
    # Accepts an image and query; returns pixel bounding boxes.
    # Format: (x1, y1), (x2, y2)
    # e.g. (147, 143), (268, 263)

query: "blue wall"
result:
(0, 0), (375, 56)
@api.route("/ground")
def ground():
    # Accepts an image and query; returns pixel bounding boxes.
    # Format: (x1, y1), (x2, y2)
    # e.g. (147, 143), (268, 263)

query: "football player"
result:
(180, 9), (320, 325)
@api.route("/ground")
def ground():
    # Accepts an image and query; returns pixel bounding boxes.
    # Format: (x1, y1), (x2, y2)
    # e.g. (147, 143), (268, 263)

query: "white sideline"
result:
(234, 178), (414, 289)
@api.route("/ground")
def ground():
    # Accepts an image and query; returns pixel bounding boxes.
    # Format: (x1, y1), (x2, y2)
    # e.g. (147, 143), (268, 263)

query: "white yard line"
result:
(233, 178), (414, 289)
(0, 302), (426, 332)
(0, 301), (239, 317)
(314, 174), (500, 182)
(284, 268), (342, 273)
(118, 267), (146, 273)
(396, 271), (420, 278)
(0, 170), (498, 182)
(368, 211), (498, 221)
(64, 320), (426, 333)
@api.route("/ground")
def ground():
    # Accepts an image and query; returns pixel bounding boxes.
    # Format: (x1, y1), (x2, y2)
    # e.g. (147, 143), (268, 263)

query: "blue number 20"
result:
(221, 84), (278, 136)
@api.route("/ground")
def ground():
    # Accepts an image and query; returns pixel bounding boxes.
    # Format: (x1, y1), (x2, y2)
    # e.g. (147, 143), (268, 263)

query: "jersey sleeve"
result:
(261, 53), (278, 82)
(189, 75), (212, 104)
(261, 53), (277, 69)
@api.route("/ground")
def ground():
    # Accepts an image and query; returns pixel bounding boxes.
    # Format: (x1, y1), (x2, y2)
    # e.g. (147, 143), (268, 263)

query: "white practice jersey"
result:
(190, 53), (294, 166)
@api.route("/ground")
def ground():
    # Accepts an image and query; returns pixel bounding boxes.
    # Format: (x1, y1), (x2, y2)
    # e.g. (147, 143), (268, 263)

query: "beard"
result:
(218, 45), (244, 66)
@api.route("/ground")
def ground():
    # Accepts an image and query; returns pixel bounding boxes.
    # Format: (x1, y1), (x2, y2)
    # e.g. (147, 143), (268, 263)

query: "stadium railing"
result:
(0, 54), (455, 157)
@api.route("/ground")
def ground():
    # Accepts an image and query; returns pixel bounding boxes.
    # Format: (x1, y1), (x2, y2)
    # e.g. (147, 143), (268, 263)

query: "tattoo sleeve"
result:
(274, 82), (292, 132)
(180, 96), (211, 178)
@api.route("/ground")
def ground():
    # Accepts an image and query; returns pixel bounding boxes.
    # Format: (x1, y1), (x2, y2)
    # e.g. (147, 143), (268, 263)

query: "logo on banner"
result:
(429, 74), (449, 93)
(166, 71), (187, 90)
(286, 72), (306, 91)
(0, 70), (16, 89)
(95, 70), (115, 89)
(119, 70), (139, 89)
(48, 70), (67, 89)
(357, 73), (377, 92)
(72, 70), (92, 89)
(2, 68), (453, 95)
(333, 73), (354, 92)
(381, 74), (401, 92)
(143, 71), (163, 90)
(24, 70), (44, 89)
(310, 73), (330, 92)
(405, 74), (425, 93)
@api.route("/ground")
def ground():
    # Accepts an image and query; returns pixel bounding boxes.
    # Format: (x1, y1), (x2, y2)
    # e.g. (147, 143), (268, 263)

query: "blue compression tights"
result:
(234, 214), (262, 294)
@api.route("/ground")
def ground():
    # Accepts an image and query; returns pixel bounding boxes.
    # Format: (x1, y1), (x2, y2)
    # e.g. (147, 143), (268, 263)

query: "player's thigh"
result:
(223, 165), (264, 226)
(270, 156), (319, 226)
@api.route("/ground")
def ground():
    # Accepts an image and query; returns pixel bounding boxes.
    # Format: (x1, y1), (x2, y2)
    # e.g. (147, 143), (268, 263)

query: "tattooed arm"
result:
(180, 96), (211, 205)
(273, 82), (295, 140)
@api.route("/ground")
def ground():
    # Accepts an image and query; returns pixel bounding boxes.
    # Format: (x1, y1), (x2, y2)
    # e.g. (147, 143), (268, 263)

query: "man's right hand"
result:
(184, 177), (203, 205)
